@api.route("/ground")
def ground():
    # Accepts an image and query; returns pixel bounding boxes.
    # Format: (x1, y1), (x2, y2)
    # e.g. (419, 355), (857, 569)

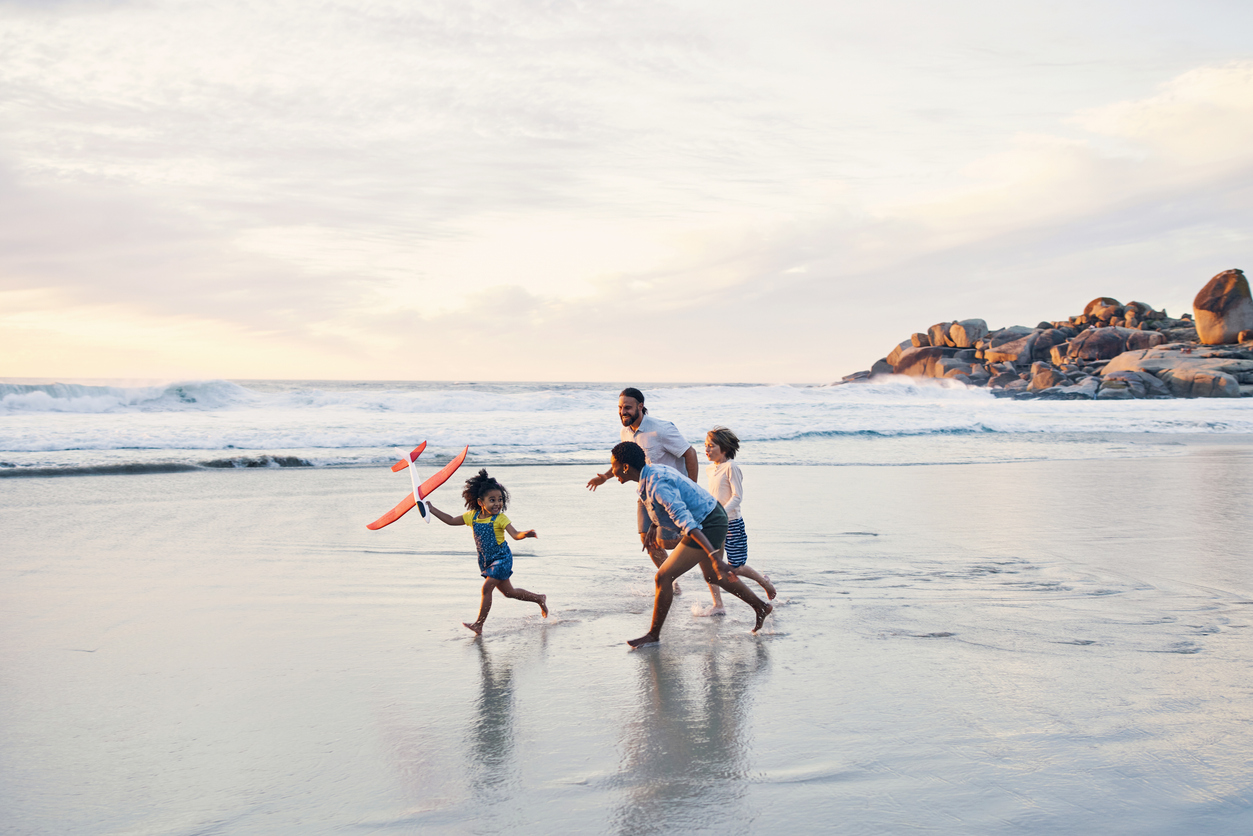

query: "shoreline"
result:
(4, 431), (1253, 478)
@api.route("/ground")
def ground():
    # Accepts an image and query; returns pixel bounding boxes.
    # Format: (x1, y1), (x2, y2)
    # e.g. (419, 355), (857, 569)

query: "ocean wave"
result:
(0, 378), (995, 416)
(1, 379), (1251, 477)
(0, 380), (259, 414)
(0, 454), (315, 478)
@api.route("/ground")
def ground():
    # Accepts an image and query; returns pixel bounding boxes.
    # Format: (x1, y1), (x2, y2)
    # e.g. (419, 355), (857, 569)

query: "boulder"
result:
(1083, 297), (1121, 317)
(893, 346), (955, 377)
(1071, 377), (1101, 398)
(928, 322), (955, 348)
(988, 372), (1021, 388)
(1240, 330), (1253, 343)
(1096, 378), (1135, 399)
(938, 358), (979, 377)
(886, 340), (913, 367)
(1126, 330), (1167, 351)
(910, 332), (931, 348)
(1067, 328), (1124, 360)
(870, 358), (894, 376)
(987, 325), (1034, 347)
(1029, 368), (1068, 391)
(1031, 329), (1070, 361)
(1160, 325), (1199, 343)
(984, 330), (1041, 365)
(1097, 370), (1167, 399)
(1108, 370), (1171, 398)
(1066, 326), (1163, 361)
(1050, 342), (1071, 365)
(1158, 368), (1241, 398)
(1091, 302), (1125, 322)
(949, 319), (988, 348)
(1193, 268), (1253, 345)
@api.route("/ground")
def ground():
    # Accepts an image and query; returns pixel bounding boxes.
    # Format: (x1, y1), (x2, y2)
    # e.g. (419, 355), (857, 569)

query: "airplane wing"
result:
(366, 493), (416, 530)
(417, 446), (469, 499)
(390, 441), (427, 472)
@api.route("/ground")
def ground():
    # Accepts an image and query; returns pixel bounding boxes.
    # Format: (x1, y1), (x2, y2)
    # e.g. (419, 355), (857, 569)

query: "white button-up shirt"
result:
(621, 414), (691, 476)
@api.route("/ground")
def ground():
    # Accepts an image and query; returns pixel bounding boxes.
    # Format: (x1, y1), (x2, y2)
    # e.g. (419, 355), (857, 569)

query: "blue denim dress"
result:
(472, 513), (513, 580)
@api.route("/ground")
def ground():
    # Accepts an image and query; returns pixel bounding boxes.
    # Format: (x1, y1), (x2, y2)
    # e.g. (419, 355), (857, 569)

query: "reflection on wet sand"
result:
(466, 639), (518, 802)
(612, 640), (770, 834)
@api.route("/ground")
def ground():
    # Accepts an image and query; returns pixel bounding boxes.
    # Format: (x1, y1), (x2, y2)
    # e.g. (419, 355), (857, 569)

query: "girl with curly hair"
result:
(427, 469), (548, 635)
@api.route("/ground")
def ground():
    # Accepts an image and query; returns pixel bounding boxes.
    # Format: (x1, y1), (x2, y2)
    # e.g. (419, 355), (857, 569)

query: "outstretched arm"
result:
(426, 503), (466, 526)
(587, 469), (613, 491)
(505, 523), (538, 540)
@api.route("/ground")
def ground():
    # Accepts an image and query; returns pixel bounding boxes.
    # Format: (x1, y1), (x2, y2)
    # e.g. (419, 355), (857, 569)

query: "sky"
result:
(2, 0), (1252, 383)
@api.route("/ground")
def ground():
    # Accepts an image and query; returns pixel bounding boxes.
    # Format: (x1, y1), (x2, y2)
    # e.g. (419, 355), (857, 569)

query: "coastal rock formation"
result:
(1102, 345), (1253, 397)
(839, 269), (1253, 399)
(1193, 269), (1253, 345)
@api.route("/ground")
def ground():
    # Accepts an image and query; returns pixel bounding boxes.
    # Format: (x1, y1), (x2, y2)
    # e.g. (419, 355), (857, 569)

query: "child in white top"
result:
(702, 427), (775, 605)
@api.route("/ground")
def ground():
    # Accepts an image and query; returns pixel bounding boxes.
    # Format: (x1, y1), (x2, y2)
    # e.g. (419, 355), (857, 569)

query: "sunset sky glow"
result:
(3, 0), (1252, 382)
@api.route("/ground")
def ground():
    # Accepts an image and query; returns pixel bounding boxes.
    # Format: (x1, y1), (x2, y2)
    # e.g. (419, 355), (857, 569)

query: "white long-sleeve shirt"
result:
(705, 460), (743, 521)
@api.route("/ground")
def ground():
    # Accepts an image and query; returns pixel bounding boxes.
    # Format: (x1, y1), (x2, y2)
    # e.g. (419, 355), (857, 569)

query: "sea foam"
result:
(1, 378), (1251, 474)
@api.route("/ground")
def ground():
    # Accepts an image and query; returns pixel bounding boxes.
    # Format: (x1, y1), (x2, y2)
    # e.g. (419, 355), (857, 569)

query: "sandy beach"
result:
(4, 440), (1252, 834)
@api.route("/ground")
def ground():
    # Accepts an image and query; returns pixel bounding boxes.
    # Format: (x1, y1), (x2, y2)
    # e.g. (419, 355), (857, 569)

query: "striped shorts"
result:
(725, 517), (748, 567)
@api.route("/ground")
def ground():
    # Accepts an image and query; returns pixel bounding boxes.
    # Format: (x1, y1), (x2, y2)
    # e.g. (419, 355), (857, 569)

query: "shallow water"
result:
(2, 445), (1252, 834)
(5, 377), (1253, 474)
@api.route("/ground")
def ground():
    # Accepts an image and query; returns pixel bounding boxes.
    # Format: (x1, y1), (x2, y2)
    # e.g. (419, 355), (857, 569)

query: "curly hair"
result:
(611, 441), (647, 472)
(706, 426), (740, 459)
(462, 468), (509, 512)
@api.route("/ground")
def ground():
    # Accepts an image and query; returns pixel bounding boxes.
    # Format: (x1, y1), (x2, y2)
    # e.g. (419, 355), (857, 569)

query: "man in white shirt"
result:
(587, 387), (700, 582)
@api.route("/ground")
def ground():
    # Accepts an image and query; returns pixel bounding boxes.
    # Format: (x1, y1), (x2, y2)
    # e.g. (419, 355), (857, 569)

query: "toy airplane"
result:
(366, 442), (469, 530)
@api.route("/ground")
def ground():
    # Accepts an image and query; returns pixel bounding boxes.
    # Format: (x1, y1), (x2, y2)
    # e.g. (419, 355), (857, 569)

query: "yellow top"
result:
(461, 511), (512, 544)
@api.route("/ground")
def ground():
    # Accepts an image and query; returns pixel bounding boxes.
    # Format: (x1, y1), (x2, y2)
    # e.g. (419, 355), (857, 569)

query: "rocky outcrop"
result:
(1193, 269), (1253, 345)
(1102, 345), (1253, 398)
(841, 270), (1253, 399)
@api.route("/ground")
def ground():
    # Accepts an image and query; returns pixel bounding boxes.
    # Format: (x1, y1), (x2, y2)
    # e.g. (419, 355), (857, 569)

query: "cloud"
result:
(2, 3), (1253, 381)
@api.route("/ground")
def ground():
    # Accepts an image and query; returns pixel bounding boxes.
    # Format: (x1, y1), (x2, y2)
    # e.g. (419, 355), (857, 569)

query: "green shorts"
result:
(693, 503), (728, 551)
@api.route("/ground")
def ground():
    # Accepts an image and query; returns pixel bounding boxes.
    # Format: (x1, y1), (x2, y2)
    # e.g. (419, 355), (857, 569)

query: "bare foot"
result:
(752, 603), (773, 634)
(672, 580), (682, 595)
(539, 595), (548, 618)
(463, 621), (483, 635)
(764, 582), (777, 600)
(627, 632), (660, 648)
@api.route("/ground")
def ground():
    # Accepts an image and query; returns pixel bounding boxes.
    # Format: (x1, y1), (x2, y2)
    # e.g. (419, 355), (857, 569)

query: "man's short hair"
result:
(619, 387), (647, 414)
(611, 441), (647, 471)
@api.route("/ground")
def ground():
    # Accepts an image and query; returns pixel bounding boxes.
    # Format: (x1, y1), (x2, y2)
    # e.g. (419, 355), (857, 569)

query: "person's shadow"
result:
(611, 640), (770, 834)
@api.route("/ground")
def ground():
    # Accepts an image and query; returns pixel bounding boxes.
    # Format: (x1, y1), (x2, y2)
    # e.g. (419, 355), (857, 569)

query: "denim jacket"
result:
(638, 464), (718, 536)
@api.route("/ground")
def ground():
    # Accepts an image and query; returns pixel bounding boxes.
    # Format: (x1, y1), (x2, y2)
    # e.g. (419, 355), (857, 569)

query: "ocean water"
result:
(3, 377), (1253, 476)
(3, 380), (1253, 834)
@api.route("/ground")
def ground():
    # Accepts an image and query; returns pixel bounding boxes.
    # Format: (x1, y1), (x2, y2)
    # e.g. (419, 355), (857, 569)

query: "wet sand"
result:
(3, 444), (1252, 834)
